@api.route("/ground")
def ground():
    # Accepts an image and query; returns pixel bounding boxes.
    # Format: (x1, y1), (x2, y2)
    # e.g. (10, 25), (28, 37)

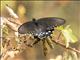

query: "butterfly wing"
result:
(18, 21), (37, 34)
(18, 17), (65, 34)
(37, 17), (65, 30)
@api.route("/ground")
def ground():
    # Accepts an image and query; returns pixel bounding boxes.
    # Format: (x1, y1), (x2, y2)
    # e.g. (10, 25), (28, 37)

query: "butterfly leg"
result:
(46, 36), (54, 49)
(27, 36), (41, 47)
(42, 39), (48, 56)
(32, 38), (40, 46)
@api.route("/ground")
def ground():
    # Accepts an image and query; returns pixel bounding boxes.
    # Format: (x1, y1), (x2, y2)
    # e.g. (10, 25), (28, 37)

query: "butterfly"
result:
(18, 17), (65, 55)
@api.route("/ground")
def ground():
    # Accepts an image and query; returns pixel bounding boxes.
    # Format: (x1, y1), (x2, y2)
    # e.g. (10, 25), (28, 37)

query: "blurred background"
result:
(1, 1), (80, 60)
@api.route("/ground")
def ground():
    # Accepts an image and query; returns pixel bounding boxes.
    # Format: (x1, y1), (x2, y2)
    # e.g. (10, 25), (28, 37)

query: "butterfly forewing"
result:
(18, 22), (36, 34)
(37, 17), (65, 27)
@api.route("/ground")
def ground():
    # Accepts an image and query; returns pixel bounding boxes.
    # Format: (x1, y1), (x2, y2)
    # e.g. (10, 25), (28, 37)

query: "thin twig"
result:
(57, 31), (62, 40)
(52, 31), (80, 54)
(51, 30), (80, 54)
(52, 39), (80, 54)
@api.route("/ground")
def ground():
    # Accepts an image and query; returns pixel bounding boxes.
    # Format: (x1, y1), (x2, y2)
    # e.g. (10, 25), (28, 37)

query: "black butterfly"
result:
(18, 17), (65, 55)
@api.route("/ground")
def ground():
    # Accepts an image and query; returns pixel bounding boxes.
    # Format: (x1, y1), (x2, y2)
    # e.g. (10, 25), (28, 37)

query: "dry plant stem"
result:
(52, 40), (80, 54)
(6, 20), (18, 32)
(6, 4), (19, 19)
(3, 17), (20, 32)
(7, 18), (21, 25)
(1, 5), (20, 60)
(51, 32), (80, 54)
(57, 31), (62, 40)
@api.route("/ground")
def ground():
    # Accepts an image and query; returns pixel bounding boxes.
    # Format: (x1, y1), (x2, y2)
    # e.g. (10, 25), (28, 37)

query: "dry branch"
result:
(52, 40), (80, 54)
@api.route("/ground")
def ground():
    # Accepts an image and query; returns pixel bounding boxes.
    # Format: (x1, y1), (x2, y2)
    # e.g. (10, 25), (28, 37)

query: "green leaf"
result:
(61, 25), (78, 47)
(56, 25), (78, 47)
(55, 25), (64, 30)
